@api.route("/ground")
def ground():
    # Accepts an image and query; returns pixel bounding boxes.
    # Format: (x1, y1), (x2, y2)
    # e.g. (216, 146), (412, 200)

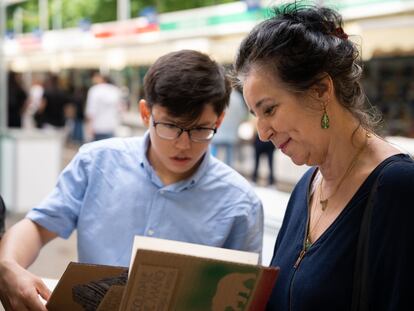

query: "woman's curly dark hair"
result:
(234, 2), (381, 131)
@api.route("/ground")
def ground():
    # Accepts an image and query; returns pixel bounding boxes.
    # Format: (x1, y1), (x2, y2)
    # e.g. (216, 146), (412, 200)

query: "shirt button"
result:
(160, 190), (165, 195)
(148, 229), (154, 236)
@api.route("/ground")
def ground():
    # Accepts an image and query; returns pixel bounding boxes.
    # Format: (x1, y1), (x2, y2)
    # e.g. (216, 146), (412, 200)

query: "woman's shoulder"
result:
(377, 153), (414, 190)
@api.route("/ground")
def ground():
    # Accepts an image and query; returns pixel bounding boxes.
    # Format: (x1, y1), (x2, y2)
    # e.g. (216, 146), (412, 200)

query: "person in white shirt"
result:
(85, 72), (123, 141)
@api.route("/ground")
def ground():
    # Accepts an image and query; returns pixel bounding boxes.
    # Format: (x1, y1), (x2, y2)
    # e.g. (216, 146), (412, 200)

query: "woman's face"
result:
(243, 69), (327, 166)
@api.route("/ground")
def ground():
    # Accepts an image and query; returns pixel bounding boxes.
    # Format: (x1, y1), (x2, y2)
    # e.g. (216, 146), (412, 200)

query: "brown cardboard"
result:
(96, 285), (125, 311)
(46, 263), (127, 311)
(46, 250), (278, 311)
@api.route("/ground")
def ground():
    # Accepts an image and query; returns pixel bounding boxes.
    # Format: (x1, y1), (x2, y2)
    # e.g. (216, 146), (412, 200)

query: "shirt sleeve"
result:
(223, 191), (264, 262)
(26, 148), (92, 239)
(368, 159), (414, 310)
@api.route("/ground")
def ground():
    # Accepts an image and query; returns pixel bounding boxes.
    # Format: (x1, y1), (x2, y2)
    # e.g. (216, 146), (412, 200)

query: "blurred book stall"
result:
(2, 0), (414, 132)
(1, 0), (414, 201)
(337, 0), (414, 137)
(362, 56), (414, 137)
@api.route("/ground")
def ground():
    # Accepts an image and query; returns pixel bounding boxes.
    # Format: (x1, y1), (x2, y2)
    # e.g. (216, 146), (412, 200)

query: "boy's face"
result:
(140, 100), (224, 185)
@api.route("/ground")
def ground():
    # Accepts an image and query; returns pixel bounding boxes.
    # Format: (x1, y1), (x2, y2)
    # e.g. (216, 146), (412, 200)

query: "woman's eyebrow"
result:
(250, 98), (276, 115)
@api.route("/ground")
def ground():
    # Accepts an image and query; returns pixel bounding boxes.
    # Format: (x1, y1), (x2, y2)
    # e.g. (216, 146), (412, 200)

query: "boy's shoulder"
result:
(205, 156), (259, 201)
(79, 137), (143, 156)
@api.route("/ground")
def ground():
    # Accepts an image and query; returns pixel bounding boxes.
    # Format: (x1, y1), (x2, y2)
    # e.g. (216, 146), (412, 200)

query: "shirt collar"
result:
(138, 131), (211, 192)
(138, 131), (151, 171)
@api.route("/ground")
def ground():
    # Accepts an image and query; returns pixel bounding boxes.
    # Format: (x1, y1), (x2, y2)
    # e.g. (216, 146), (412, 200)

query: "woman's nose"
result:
(257, 120), (273, 142)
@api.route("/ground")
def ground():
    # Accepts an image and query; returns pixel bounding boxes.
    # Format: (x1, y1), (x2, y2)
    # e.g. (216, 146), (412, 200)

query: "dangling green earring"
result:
(321, 105), (330, 129)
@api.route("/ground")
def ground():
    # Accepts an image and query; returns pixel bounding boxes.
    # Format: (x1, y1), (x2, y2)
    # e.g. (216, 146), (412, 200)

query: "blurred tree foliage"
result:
(6, 0), (236, 34)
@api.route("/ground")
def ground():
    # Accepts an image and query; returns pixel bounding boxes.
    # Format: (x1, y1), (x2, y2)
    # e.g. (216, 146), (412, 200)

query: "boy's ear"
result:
(215, 112), (226, 128)
(139, 99), (150, 127)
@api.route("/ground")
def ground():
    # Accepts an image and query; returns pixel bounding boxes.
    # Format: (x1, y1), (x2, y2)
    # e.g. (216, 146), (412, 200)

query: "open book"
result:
(47, 236), (279, 311)
(129, 235), (260, 268)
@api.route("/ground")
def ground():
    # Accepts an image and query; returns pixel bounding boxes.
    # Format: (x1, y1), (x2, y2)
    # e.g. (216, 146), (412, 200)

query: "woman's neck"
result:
(319, 114), (368, 183)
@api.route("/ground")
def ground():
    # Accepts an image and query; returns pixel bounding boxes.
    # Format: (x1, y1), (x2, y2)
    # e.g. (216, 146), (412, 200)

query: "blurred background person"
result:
(24, 76), (44, 129)
(211, 88), (247, 167)
(85, 72), (124, 141)
(35, 74), (71, 131)
(252, 130), (276, 186)
(7, 71), (27, 128)
(67, 85), (86, 145)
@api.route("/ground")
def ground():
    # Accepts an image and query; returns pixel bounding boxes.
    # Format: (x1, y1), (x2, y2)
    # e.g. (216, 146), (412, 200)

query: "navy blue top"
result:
(268, 154), (414, 311)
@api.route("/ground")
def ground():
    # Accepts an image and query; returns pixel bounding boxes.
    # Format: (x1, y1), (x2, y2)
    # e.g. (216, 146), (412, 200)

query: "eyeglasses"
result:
(152, 117), (217, 142)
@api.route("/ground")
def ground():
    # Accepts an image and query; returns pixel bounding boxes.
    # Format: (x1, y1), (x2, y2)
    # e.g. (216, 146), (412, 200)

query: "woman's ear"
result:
(139, 99), (150, 127)
(312, 74), (334, 101)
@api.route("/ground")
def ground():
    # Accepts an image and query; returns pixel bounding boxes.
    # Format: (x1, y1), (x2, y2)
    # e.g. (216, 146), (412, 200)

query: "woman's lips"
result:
(278, 138), (291, 152)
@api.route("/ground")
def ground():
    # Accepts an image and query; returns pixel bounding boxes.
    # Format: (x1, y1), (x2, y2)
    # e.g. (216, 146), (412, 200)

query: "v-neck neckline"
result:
(303, 153), (406, 252)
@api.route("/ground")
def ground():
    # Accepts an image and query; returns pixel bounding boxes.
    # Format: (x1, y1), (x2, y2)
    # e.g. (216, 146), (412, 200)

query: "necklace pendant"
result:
(320, 199), (328, 211)
(305, 237), (312, 251)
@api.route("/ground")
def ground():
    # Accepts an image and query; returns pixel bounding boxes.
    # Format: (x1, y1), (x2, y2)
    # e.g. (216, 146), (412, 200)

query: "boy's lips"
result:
(170, 156), (191, 163)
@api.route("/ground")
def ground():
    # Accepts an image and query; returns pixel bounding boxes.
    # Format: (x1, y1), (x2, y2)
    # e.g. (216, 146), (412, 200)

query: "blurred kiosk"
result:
(0, 129), (63, 213)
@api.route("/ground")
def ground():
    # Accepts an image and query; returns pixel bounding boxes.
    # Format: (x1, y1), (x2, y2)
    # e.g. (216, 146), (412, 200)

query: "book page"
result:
(129, 236), (259, 271)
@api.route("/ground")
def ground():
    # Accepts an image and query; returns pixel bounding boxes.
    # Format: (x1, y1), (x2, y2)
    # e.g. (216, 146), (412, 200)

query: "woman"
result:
(234, 3), (414, 310)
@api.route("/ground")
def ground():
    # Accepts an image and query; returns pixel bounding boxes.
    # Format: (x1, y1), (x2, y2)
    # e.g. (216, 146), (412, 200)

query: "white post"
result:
(0, 0), (8, 196)
(0, 0), (7, 132)
(117, 0), (130, 21)
(39, 0), (48, 31)
(13, 6), (23, 34)
(52, 0), (62, 29)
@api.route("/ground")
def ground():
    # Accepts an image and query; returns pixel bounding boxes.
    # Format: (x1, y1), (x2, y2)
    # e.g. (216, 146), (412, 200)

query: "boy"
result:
(0, 50), (263, 311)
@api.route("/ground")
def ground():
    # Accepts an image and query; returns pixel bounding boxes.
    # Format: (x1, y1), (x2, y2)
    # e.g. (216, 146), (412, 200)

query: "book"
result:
(129, 235), (260, 268)
(47, 236), (279, 311)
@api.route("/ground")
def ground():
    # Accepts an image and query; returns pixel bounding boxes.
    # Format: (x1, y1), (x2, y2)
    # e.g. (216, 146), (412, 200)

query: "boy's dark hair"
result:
(144, 50), (231, 125)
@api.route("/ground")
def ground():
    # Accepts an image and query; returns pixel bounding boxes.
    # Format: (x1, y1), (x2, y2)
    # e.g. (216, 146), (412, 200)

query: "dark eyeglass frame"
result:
(151, 116), (217, 142)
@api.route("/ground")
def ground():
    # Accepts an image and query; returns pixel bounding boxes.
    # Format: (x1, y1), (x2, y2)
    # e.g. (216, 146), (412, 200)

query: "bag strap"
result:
(351, 160), (395, 311)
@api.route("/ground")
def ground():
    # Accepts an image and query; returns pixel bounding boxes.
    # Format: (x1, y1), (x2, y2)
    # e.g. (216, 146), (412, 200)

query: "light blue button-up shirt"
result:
(27, 132), (263, 266)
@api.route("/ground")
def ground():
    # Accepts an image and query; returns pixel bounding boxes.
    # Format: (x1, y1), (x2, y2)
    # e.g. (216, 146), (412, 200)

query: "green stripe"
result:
(159, 0), (411, 31)
(327, 0), (404, 10)
(160, 9), (267, 31)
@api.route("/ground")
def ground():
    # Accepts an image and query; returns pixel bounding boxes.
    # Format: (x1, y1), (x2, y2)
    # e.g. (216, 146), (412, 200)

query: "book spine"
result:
(248, 268), (279, 311)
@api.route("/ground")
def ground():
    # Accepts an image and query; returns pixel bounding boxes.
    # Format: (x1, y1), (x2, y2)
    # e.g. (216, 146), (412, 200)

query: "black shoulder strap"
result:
(351, 160), (395, 311)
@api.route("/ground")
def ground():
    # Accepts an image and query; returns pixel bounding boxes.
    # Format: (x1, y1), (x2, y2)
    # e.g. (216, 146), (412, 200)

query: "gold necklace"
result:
(319, 131), (370, 211)
(305, 131), (371, 250)
(305, 183), (325, 250)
